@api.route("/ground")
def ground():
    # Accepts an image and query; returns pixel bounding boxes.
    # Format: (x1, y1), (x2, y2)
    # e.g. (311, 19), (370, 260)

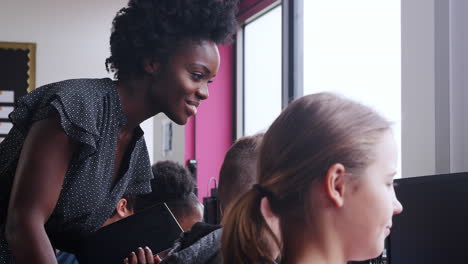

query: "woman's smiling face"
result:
(149, 40), (220, 125)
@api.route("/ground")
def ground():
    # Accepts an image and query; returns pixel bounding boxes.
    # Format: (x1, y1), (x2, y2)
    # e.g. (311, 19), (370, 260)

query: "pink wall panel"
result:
(184, 0), (274, 199)
(238, 0), (278, 23)
(185, 44), (234, 199)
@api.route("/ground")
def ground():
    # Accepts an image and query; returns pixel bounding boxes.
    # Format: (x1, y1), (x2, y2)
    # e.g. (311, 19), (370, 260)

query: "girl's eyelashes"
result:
(208, 80), (214, 84)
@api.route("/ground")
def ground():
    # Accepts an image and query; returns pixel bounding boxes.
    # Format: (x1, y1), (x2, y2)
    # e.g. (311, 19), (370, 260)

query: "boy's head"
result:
(136, 160), (203, 231)
(102, 194), (136, 227)
(218, 133), (264, 216)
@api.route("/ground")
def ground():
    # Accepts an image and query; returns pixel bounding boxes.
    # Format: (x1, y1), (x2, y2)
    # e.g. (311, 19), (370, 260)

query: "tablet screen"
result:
(76, 203), (183, 264)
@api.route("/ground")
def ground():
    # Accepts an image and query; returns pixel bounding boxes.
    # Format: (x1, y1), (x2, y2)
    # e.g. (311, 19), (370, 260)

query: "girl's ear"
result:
(143, 58), (160, 74)
(260, 197), (281, 242)
(324, 163), (347, 207)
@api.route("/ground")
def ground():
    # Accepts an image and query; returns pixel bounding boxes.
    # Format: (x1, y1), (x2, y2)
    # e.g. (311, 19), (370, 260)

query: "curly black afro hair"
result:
(106, 0), (239, 81)
(135, 160), (197, 211)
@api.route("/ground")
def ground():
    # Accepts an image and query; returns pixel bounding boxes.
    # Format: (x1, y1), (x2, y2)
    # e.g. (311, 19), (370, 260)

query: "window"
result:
(303, 0), (401, 174)
(242, 5), (282, 136)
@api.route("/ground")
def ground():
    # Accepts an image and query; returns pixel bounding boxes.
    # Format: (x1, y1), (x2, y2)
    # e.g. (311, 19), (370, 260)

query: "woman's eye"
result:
(208, 80), (214, 84)
(191, 73), (203, 80)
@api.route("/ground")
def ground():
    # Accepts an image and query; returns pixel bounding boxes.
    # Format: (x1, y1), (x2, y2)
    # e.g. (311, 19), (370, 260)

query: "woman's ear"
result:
(324, 163), (346, 208)
(143, 58), (160, 74)
(260, 197), (281, 242)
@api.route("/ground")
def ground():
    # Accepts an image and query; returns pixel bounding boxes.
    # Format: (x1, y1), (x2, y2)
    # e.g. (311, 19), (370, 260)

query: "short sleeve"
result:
(8, 80), (103, 160)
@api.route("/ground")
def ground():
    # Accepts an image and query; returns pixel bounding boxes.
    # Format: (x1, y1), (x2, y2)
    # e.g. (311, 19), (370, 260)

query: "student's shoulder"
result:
(161, 223), (223, 264)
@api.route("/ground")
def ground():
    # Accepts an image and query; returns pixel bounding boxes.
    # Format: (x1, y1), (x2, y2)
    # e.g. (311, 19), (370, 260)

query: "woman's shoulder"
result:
(20, 78), (116, 109)
(10, 78), (120, 155)
(37, 78), (115, 97)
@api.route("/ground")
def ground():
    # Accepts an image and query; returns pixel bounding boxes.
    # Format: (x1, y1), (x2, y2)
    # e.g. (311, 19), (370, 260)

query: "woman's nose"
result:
(198, 84), (209, 100)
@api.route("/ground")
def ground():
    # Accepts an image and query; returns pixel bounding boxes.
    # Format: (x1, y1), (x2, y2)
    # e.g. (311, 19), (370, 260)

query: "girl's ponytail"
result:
(221, 188), (278, 264)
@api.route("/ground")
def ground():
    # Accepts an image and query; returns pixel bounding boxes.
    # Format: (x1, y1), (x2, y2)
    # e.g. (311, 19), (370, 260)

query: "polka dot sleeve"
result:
(8, 79), (104, 160)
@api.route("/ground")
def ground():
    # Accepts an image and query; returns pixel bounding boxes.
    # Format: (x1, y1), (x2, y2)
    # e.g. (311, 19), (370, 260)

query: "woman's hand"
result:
(123, 247), (162, 264)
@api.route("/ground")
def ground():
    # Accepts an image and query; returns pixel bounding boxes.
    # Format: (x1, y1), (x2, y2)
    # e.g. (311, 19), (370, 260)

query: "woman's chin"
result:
(164, 112), (189, 125)
(175, 115), (190, 125)
(172, 118), (186, 125)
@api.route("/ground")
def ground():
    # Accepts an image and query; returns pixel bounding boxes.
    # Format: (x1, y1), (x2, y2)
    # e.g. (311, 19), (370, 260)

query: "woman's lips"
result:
(186, 101), (200, 115)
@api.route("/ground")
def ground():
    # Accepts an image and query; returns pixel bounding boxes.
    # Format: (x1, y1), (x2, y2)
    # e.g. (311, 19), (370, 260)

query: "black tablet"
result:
(76, 203), (183, 264)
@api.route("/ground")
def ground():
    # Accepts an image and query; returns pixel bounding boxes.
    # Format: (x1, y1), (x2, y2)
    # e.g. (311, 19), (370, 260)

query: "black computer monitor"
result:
(387, 172), (468, 264)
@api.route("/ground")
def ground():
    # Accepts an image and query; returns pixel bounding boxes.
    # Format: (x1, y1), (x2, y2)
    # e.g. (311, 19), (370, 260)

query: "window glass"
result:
(244, 6), (282, 136)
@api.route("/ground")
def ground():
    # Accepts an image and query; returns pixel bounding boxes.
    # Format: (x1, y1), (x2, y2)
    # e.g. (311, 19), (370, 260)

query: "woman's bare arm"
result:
(5, 116), (77, 264)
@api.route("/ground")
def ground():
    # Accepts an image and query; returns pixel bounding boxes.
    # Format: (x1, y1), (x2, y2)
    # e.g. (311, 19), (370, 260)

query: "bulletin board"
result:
(0, 41), (36, 141)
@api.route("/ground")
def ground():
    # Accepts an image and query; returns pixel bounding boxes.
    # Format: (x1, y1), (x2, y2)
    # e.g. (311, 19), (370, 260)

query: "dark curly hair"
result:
(106, 0), (239, 80)
(135, 160), (197, 212)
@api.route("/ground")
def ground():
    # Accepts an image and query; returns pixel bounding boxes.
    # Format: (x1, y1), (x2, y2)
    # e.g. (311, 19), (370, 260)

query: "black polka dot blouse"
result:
(0, 78), (153, 263)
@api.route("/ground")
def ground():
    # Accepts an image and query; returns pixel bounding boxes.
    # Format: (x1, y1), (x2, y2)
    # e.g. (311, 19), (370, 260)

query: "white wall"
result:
(450, 0), (468, 173)
(402, 0), (468, 177)
(401, 0), (436, 177)
(151, 114), (185, 165)
(0, 0), (185, 164)
(0, 0), (124, 85)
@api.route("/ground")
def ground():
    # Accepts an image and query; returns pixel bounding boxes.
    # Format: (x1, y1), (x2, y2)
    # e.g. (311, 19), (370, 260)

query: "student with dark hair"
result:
(0, 0), (238, 263)
(124, 161), (203, 264)
(102, 194), (137, 228)
(126, 135), (264, 264)
(222, 93), (403, 264)
(218, 134), (263, 216)
(57, 195), (136, 264)
(135, 160), (204, 232)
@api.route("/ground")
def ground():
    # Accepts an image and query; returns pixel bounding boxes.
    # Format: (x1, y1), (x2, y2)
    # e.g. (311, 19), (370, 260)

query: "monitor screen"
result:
(388, 172), (468, 264)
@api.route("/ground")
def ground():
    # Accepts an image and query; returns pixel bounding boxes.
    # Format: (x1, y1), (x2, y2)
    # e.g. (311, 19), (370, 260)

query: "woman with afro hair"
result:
(0, 0), (238, 263)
